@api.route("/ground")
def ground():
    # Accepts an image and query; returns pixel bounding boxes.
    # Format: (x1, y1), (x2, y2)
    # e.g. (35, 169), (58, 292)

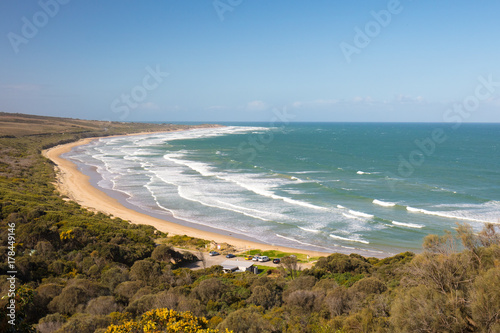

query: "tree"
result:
(47, 279), (109, 315)
(478, 223), (500, 248)
(48, 285), (91, 315)
(101, 266), (130, 290)
(218, 306), (271, 333)
(33, 282), (63, 318)
(390, 284), (470, 332)
(281, 256), (300, 279)
(351, 277), (387, 295)
(114, 281), (145, 303)
(469, 267), (500, 332)
(35, 241), (55, 258)
(36, 313), (66, 333)
(315, 253), (371, 275)
(324, 287), (350, 316)
(247, 286), (275, 310)
(151, 244), (174, 262)
(154, 290), (186, 311)
(405, 251), (472, 295)
(129, 260), (161, 285)
(193, 278), (226, 303)
(51, 313), (111, 333)
(285, 275), (316, 294)
(422, 231), (456, 255)
(284, 290), (323, 313)
(86, 296), (120, 316)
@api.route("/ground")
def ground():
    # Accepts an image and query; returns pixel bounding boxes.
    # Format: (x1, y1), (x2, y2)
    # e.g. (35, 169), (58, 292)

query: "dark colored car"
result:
(226, 253), (236, 258)
(272, 258), (281, 264)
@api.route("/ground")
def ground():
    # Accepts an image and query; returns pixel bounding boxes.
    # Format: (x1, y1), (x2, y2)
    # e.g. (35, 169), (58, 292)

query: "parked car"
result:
(258, 256), (270, 262)
(209, 251), (219, 256)
(245, 255), (253, 260)
(252, 256), (260, 261)
(226, 253), (236, 258)
(272, 258), (281, 264)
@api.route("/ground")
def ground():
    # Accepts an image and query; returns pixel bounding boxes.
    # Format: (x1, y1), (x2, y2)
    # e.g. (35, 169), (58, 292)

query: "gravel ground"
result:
(176, 248), (314, 270)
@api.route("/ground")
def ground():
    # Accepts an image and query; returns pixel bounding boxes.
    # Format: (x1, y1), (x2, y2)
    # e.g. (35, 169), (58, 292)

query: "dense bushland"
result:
(0, 114), (499, 332)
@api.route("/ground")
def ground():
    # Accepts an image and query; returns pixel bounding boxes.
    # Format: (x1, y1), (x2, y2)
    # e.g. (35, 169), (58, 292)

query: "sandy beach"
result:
(43, 133), (334, 258)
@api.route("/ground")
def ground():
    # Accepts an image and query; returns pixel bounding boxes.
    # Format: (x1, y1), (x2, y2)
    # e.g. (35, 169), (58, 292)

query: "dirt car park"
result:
(178, 249), (313, 270)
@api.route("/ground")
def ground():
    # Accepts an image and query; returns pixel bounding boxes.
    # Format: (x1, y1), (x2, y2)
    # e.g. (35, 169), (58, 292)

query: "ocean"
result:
(64, 123), (500, 257)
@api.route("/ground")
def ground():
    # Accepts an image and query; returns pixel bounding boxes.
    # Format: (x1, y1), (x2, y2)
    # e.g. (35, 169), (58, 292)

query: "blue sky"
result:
(1, 0), (499, 122)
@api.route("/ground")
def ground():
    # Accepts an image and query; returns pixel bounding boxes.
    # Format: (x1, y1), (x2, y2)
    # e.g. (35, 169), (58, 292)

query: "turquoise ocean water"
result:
(64, 123), (500, 256)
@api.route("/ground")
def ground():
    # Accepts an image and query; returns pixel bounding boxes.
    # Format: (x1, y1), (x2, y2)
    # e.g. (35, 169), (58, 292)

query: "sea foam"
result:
(329, 234), (370, 244)
(348, 210), (374, 218)
(392, 221), (424, 229)
(373, 199), (396, 207)
(298, 226), (321, 233)
(406, 206), (494, 223)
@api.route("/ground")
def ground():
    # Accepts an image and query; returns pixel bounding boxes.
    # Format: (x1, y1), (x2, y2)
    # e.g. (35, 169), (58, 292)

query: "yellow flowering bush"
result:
(105, 308), (233, 333)
(59, 229), (74, 241)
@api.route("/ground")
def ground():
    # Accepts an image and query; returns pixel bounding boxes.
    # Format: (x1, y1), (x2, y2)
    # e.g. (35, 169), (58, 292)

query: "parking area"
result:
(177, 249), (313, 270)
(182, 253), (281, 270)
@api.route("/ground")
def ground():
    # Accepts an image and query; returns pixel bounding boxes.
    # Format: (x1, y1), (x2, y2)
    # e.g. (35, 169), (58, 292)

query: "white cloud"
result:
(291, 99), (339, 108)
(246, 100), (269, 111)
(139, 102), (160, 110)
(353, 96), (367, 103)
(293, 95), (427, 107)
(1, 84), (42, 92)
(208, 105), (228, 111)
(394, 94), (426, 104)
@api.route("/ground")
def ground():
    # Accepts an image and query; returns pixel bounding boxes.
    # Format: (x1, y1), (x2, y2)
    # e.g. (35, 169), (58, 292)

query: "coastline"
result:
(42, 131), (347, 259)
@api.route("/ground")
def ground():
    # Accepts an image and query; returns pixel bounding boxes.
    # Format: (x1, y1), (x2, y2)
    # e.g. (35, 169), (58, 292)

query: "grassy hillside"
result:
(0, 113), (499, 332)
(0, 112), (211, 137)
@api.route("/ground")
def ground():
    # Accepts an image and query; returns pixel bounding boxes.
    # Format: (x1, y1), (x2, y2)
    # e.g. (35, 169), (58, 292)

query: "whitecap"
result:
(291, 171), (328, 174)
(163, 154), (216, 177)
(392, 221), (424, 229)
(218, 174), (329, 211)
(276, 234), (346, 251)
(348, 210), (374, 218)
(405, 205), (496, 223)
(373, 199), (396, 207)
(298, 226), (321, 233)
(329, 234), (369, 244)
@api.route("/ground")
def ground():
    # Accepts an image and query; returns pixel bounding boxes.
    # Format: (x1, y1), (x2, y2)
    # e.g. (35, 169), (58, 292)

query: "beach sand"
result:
(43, 133), (333, 258)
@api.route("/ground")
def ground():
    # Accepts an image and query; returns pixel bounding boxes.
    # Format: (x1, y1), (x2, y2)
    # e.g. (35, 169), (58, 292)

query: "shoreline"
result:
(43, 130), (392, 259)
(42, 131), (350, 259)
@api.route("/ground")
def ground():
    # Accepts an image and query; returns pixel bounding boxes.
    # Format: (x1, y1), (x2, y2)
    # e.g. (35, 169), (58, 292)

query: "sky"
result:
(1, 0), (499, 123)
